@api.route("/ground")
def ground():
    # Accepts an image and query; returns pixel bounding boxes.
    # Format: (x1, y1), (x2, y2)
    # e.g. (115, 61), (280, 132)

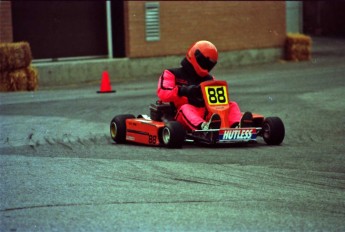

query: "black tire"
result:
(110, 114), (135, 143)
(262, 117), (285, 145)
(160, 121), (186, 148)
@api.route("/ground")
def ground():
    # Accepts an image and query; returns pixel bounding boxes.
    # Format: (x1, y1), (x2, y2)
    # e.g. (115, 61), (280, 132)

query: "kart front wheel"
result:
(262, 117), (285, 145)
(161, 121), (185, 148)
(110, 114), (135, 143)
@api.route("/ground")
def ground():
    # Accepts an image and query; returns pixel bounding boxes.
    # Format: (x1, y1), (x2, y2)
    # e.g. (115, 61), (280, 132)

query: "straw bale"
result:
(0, 42), (32, 72)
(0, 66), (38, 92)
(27, 66), (39, 91)
(0, 72), (11, 91)
(285, 33), (312, 61)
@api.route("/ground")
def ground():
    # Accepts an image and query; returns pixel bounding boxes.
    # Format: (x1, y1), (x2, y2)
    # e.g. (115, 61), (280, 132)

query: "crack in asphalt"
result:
(3, 199), (345, 218)
(1, 200), (223, 212)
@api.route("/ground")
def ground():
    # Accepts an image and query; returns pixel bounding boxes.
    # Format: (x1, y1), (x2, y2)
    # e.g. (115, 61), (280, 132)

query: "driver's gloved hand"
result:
(178, 85), (204, 107)
(187, 96), (205, 107)
(178, 85), (201, 98)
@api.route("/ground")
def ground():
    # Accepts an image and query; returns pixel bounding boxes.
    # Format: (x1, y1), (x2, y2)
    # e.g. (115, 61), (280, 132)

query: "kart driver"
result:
(157, 40), (252, 131)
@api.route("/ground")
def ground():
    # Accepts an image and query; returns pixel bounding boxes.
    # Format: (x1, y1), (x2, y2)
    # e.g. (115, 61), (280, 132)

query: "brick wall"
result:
(125, 1), (286, 58)
(0, 1), (13, 43)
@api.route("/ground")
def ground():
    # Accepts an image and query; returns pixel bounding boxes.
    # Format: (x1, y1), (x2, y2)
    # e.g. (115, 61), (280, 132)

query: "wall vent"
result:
(145, 2), (160, 42)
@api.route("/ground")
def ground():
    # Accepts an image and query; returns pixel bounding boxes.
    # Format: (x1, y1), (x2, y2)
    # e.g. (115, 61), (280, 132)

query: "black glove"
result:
(178, 85), (201, 98)
(187, 96), (205, 107)
(178, 85), (204, 107)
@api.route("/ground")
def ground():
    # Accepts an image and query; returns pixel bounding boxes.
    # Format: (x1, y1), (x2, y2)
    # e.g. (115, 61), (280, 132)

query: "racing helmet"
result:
(186, 40), (218, 77)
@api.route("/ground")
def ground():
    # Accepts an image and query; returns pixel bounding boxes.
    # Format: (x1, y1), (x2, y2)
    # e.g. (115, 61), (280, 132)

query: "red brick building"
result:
(1, 1), (286, 60)
(126, 1), (286, 58)
(0, 1), (13, 43)
(1, 1), (294, 86)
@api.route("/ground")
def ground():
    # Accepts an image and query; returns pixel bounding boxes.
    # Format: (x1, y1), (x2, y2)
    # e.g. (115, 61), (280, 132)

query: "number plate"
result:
(205, 86), (229, 105)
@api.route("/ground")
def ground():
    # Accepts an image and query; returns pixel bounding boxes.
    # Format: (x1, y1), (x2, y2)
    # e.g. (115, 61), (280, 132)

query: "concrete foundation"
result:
(33, 47), (283, 87)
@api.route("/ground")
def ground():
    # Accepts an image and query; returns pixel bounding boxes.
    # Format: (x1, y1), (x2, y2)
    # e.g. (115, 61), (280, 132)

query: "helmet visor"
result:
(195, 49), (217, 71)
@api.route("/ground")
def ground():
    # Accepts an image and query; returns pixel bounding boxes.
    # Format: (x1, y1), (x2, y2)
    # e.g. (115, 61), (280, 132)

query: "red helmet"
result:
(186, 40), (218, 77)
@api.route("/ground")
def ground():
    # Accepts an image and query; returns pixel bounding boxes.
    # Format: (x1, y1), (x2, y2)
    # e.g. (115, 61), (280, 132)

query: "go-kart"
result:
(110, 80), (285, 148)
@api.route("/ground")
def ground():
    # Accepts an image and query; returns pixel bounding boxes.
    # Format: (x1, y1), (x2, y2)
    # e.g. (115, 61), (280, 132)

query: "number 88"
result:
(207, 87), (226, 104)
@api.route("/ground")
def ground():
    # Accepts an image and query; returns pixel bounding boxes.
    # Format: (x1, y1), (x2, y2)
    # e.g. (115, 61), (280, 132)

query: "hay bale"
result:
(0, 42), (32, 72)
(0, 72), (11, 91)
(0, 69), (28, 91)
(27, 66), (39, 91)
(285, 33), (312, 61)
(0, 66), (38, 92)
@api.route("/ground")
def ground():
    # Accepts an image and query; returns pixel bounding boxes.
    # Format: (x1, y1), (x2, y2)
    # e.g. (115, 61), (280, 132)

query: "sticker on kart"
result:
(219, 128), (257, 142)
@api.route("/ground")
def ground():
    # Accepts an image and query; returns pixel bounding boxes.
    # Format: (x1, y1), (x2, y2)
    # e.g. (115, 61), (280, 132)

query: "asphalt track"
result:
(1, 37), (344, 231)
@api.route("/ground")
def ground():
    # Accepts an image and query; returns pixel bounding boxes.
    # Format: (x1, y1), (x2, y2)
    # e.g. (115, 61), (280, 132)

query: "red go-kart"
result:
(110, 80), (285, 148)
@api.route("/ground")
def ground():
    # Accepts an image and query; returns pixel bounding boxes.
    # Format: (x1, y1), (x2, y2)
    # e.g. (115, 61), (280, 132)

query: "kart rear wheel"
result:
(161, 121), (185, 148)
(110, 114), (135, 143)
(262, 117), (285, 145)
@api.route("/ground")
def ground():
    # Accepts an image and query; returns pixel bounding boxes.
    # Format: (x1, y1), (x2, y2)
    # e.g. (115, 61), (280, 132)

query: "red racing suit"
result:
(157, 59), (242, 131)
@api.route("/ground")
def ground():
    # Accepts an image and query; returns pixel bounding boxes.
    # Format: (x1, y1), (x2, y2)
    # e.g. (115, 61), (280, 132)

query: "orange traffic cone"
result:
(97, 71), (116, 93)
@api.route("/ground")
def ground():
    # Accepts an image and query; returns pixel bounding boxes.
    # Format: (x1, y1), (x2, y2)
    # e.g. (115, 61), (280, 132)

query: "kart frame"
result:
(110, 80), (285, 148)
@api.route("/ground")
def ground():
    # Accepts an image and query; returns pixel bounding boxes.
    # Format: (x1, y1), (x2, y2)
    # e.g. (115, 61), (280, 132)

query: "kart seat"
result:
(150, 100), (176, 122)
